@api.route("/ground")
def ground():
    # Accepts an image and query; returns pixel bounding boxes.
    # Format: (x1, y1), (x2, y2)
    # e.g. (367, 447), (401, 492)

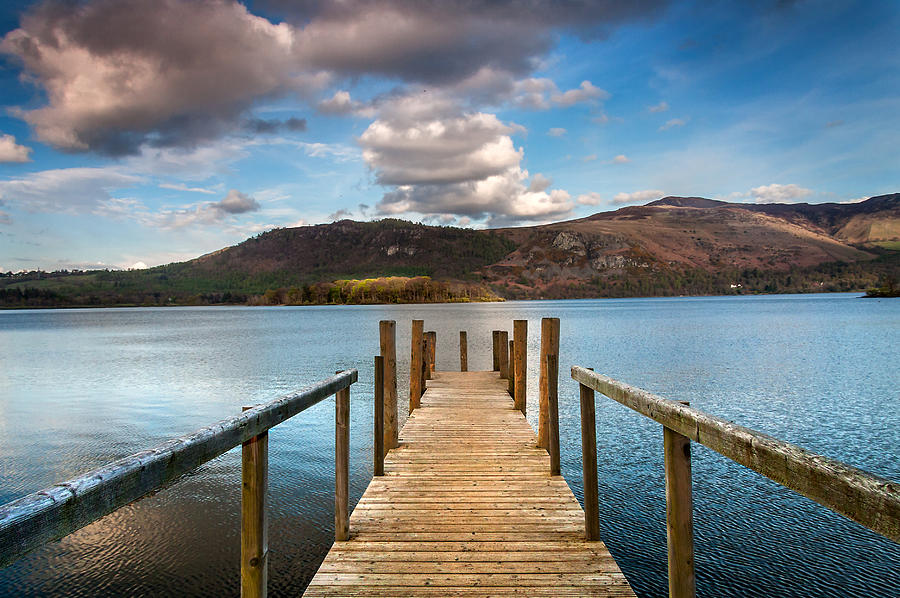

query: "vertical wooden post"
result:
(507, 340), (515, 396)
(538, 317), (560, 450)
(420, 336), (427, 396)
(459, 331), (468, 372)
(426, 331), (436, 378)
(492, 331), (501, 371)
(409, 320), (424, 412)
(498, 331), (509, 379)
(664, 401), (695, 598)
(513, 320), (527, 415)
(374, 356), (385, 476)
(335, 378), (350, 542)
(579, 382), (600, 541)
(241, 406), (268, 598)
(546, 354), (560, 476)
(379, 320), (397, 450)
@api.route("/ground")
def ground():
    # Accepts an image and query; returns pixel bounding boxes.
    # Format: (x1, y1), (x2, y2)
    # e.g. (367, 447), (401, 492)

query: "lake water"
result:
(0, 294), (898, 597)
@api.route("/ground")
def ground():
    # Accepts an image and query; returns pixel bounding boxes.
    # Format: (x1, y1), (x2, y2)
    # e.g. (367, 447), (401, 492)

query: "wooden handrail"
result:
(571, 365), (900, 543)
(0, 369), (358, 570)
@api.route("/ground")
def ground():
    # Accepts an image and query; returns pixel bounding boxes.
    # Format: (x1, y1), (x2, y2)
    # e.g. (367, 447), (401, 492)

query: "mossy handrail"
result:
(0, 369), (358, 596)
(571, 365), (899, 598)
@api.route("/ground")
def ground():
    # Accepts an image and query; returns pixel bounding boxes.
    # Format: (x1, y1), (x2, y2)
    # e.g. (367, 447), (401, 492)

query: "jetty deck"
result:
(303, 370), (636, 597)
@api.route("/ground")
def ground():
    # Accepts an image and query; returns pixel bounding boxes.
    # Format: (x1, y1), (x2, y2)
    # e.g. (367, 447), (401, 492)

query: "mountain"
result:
(2, 194), (898, 306)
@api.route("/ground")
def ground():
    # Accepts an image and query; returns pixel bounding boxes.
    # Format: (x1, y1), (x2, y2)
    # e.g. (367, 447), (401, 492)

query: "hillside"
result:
(2, 194), (898, 306)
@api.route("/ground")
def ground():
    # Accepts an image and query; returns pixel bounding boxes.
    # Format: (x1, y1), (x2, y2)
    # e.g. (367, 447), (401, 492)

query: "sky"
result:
(0, 0), (897, 272)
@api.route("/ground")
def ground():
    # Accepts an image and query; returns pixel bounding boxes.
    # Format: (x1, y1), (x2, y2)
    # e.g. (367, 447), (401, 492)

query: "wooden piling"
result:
(420, 336), (427, 397)
(538, 317), (560, 449)
(547, 354), (560, 477)
(374, 356), (384, 476)
(579, 380), (600, 541)
(459, 331), (468, 372)
(426, 331), (436, 378)
(507, 340), (515, 396)
(241, 406), (268, 598)
(335, 379), (350, 542)
(498, 330), (509, 379)
(379, 321), (397, 450)
(513, 320), (527, 414)
(492, 331), (500, 371)
(664, 401), (695, 598)
(409, 320), (424, 412)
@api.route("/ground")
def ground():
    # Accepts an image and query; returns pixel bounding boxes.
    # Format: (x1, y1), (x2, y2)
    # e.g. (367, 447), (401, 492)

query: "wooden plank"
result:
(571, 365), (900, 543)
(379, 320), (398, 450)
(499, 330), (509, 380)
(304, 369), (635, 597)
(580, 381), (600, 541)
(513, 320), (527, 414)
(241, 406), (268, 598)
(459, 331), (468, 372)
(409, 320), (424, 411)
(538, 317), (560, 449)
(492, 330), (500, 371)
(0, 369), (358, 570)
(664, 423), (695, 598)
(374, 356), (384, 476)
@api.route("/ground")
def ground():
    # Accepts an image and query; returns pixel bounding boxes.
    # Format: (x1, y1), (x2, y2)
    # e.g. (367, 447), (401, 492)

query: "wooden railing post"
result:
(241, 406), (268, 598)
(538, 317), (560, 450)
(507, 340), (515, 396)
(379, 321), (397, 450)
(420, 336), (427, 395)
(498, 330), (509, 379)
(335, 378), (350, 542)
(374, 356), (384, 476)
(513, 320), (527, 415)
(664, 401), (695, 598)
(459, 331), (468, 372)
(492, 331), (500, 371)
(547, 354), (560, 476)
(579, 380), (600, 541)
(426, 331), (436, 378)
(409, 320), (424, 412)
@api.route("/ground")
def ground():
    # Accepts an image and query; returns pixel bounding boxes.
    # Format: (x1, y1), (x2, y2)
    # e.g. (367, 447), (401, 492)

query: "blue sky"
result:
(0, 0), (897, 271)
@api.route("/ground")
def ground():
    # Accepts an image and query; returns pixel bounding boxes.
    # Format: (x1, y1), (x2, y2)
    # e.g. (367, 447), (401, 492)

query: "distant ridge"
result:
(2, 194), (898, 306)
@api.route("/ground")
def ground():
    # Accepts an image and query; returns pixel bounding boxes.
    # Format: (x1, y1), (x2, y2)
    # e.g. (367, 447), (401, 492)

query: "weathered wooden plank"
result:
(409, 320), (424, 411)
(303, 368), (635, 597)
(241, 406), (268, 598)
(571, 365), (900, 543)
(335, 380), (350, 542)
(513, 321), (527, 414)
(379, 320), (398, 450)
(374, 356), (385, 476)
(0, 370), (358, 569)
(459, 331), (468, 372)
(538, 317), (560, 449)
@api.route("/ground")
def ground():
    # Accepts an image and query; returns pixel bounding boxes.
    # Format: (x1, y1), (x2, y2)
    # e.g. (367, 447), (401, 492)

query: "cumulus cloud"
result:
(612, 154), (630, 163)
(551, 81), (609, 107)
(0, 0), (308, 154)
(577, 192), (604, 206)
(0, 134), (32, 162)
(317, 90), (375, 117)
(360, 111), (523, 185)
(0, 167), (142, 213)
(612, 189), (663, 204)
(648, 101), (669, 113)
(548, 127), (567, 137)
(154, 189), (260, 228)
(659, 118), (687, 131)
(528, 173), (552, 193)
(749, 183), (813, 204)
(1, 0), (666, 154)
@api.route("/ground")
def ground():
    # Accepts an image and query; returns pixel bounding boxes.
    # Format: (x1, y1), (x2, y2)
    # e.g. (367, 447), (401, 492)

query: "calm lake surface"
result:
(0, 294), (898, 597)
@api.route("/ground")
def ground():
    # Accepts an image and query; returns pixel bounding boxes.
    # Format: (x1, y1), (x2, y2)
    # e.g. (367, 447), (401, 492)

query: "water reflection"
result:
(0, 295), (897, 597)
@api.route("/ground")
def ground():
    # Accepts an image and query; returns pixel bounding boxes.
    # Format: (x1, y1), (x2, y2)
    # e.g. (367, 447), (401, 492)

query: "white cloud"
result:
(577, 192), (604, 206)
(548, 127), (567, 137)
(129, 261), (149, 270)
(0, 134), (32, 162)
(612, 154), (630, 164)
(648, 101), (669, 113)
(152, 190), (260, 228)
(551, 81), (609, 107)
(0, 167), (142, 213)
(612, 189), (663, 205)
(659, 118), (687, 131)
(528, 173), (552, 193)
(360, 111), (523, 185)
(749, 183), (813, 204)
(317, 90), (375, 117)
(159, 183), (217, 194)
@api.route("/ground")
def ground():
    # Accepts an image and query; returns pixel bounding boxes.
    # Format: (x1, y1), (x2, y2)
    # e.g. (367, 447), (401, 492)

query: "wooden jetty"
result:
(303, 369), (635, 597)
(1, 317), (898, 598)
